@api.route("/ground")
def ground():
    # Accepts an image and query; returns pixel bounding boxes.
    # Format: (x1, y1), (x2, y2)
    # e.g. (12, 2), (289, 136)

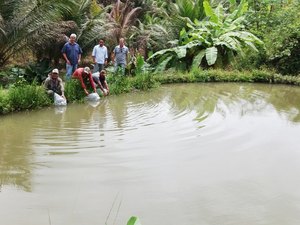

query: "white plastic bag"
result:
(85, 93), (100, 102)
(54, 93), (67, 106)
(103, 89), (108, 95)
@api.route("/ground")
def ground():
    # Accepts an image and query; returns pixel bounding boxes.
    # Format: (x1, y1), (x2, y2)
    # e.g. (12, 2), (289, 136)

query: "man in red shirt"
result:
(72, 67), (97, 95)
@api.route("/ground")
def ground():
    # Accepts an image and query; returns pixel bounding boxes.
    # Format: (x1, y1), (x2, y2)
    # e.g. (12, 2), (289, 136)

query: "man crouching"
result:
(44, 68), (65, 99)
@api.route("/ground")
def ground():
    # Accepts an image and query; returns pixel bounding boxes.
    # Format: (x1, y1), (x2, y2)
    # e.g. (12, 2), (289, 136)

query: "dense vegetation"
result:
(0, 0), (299, 114)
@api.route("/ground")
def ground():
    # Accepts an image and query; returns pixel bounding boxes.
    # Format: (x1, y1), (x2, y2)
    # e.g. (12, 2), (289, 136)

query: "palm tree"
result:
(0, 0), (74, 68)
(105, 0), (142, 46)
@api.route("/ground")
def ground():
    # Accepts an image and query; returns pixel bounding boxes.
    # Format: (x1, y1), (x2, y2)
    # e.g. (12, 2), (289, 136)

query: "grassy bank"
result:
(1, 69), (300, 115)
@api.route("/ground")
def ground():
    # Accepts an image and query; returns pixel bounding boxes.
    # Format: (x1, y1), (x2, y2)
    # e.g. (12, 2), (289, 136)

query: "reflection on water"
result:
(1, 83), (300, 225)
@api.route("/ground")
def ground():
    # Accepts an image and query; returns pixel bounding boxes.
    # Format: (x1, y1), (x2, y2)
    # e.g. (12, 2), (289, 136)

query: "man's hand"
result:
(84, 89), (89, 95)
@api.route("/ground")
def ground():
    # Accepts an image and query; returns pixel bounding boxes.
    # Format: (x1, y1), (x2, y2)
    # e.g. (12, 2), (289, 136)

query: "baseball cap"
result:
(84, 67), (91, 74)
(52, 68), (59, 74)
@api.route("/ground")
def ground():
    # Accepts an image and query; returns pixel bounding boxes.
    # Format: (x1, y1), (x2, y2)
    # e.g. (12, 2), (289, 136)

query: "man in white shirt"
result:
(92, 39), (108, 72)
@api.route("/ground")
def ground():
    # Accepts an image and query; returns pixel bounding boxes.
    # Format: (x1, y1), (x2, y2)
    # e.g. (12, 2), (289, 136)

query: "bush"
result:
(64, 80), (86, 102)
(0, 90), (10, 114)
(7, 84), (51, 111)
(107, 74), (132, 95)
(132, 73), (159, 90)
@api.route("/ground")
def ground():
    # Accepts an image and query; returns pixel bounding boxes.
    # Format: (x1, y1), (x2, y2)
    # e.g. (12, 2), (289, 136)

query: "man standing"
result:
(72, 67), (97, 95)
(112, 38), (129, 75)
(44, 68), (65, 99)
(92, 39), (108, 72)
(61, 33), (82, 80)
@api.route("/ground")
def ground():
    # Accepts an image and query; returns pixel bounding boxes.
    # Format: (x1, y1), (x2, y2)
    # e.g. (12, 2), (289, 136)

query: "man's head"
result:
(99, 39), (104, 47)
(83, 67), (91, 74)
(51, 69), (59, 79)
(119, 38), (125, 47)
(100, 70), (106, 77)
(69, 33), (77, 44)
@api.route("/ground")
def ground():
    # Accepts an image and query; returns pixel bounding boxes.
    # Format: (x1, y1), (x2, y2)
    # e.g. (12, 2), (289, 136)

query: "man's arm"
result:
(92, 46), (97, 63)
(104, 81), (109, 92)
(62, 53), (70, 64)
(78, 46), (83, 64)
(78, 54), (81, 64)
(44, 78), (50, 90)
(59, 79), (65, 97)
(98, 81), (105, 92)
(105, 47), (108, 65)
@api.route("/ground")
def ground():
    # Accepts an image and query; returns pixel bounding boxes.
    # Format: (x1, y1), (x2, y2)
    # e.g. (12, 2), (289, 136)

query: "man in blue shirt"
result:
(112, 38), (129, 75)
(61, 33), (83, 80)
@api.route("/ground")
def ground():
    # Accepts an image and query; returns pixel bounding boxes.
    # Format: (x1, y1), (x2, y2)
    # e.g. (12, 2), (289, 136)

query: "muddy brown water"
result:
(1, 83), (300, 225)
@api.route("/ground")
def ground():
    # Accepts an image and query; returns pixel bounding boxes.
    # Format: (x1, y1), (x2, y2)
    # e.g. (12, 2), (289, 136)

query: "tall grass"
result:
(64, 80), (86, 102)
(8, 84), (51, 111)
(0, 84), (52, 114)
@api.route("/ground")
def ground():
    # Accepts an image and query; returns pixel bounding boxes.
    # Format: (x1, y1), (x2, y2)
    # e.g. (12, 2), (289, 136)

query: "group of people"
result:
(45, 33), (129, 100)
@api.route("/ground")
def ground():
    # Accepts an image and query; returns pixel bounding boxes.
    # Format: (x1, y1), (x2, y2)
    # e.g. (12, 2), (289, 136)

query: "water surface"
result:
(1, 83), (300, 225)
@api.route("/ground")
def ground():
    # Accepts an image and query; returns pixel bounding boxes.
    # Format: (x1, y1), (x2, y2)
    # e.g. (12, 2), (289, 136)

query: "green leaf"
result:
(127, 216), (141, 225)
(155, 56), (174, 72)
(192, 49), (206, 68)
(244, 41), (258, 52)
(148, 48), (173, 60)
(205, 47), (218, 65)
(229, 0), (237, 11)
(203, 0), (218, 23)
(174, 47), (187, 59)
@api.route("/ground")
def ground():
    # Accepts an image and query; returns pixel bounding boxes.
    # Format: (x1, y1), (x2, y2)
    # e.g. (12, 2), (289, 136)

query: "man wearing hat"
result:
(44, 68), (65, 98)
(72, 67), (97, 95)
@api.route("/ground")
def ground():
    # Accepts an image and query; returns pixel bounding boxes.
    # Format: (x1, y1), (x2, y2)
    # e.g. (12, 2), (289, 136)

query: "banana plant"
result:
(148, 0), (263, 71)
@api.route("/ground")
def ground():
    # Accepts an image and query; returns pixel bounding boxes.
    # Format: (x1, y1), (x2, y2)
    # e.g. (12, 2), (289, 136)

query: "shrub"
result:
(64, 80), (86, 102)
(107, 74), (132, 95)
(132, 73), (159, 90)
(7, 84), (51, 111)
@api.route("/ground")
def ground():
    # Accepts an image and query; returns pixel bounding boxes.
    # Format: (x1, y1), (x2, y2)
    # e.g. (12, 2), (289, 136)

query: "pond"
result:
(1, 83), (300, 225)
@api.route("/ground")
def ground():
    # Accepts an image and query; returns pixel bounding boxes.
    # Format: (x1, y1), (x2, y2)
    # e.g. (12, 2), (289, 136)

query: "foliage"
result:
(0, 67), (26, 88)
(7, 84), (51, 112)
(153, 68), (284, 84)
(132, 1), (174, 59)
(126, 53), (152, 76)
(0, 0), (74, 67)
(127, 216), (141, 225)
(132, 73), (159, 90)
(107, 74), (132, 95)
(240, 0), (300, 75)
(148, 0), (263, 71)
(105, 0), (142, 46)
(260, 1), (299, 74)
(24, 59), (52, 84)
(0, 90), (10, 114)
(64, 79), (86, 102)
(169, 0), (206, 30)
